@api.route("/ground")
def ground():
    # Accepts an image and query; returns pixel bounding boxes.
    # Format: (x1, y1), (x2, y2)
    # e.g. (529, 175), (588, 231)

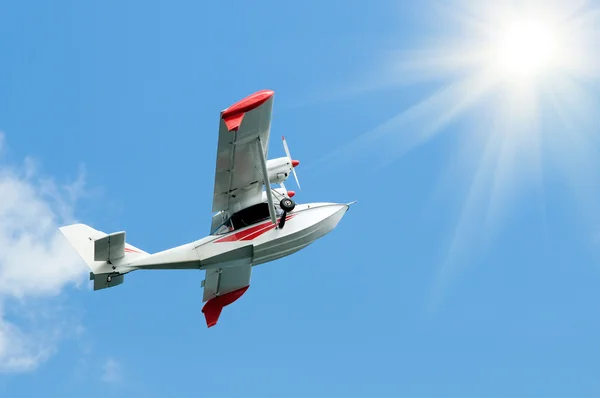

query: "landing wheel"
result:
(278, 199), (295, 229)
(106, 275), (112, 283)
(280, 198), (295, 212)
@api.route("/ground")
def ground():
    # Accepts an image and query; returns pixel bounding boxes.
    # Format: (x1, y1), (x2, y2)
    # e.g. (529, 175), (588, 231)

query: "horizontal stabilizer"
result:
(90, 272), (124, 291)
(94, 231), (126, 262)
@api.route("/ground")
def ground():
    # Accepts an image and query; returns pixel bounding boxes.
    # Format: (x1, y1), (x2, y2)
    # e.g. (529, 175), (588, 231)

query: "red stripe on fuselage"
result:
(214, 219), (274, 243)
(214, 215), (295, 243)
(240, 214), (294, 241)
(239, 224), (277, 241)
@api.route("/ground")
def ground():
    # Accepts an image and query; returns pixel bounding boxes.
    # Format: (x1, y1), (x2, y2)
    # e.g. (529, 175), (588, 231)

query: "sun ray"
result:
(316, 0), (600, 305)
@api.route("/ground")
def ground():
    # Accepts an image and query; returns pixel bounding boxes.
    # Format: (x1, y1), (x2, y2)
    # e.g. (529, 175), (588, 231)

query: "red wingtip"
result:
(204, 307), (223, 328)
(202, 286), (250, 328)
(288, 191), (296, 198)
(292, 160), (300, 167)
(222, 89), (274, 132)
(223, 114), (244, 132)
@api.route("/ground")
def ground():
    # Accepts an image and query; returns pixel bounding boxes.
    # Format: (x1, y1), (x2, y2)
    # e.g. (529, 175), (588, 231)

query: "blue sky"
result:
(2, 0), (600, 396)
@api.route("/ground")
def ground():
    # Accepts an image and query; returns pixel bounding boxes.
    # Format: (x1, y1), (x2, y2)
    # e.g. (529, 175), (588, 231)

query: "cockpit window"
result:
(213, 202), (276, 235)
(229, 202), (271, 229)
(213, 218), (233, 235)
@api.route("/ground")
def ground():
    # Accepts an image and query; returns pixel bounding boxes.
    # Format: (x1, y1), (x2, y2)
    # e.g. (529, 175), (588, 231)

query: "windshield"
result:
(212, 218), (233, 235)
(230, 202), (271, 229)
(214, 202), (278, 235)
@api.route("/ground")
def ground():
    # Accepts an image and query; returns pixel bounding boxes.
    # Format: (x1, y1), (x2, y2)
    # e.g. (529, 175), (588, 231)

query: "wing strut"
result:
(256, 136), (278, 225)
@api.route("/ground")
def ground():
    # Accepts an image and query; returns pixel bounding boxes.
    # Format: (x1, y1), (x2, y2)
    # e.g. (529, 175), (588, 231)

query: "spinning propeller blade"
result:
(282, 136), (301, 190)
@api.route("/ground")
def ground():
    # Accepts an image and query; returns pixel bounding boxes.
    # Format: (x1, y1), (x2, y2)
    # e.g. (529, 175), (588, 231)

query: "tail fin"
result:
(59, 223), (148, 290)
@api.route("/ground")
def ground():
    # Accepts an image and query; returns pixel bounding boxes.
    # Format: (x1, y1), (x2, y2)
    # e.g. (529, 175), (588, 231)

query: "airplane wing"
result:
(211, 89), (275, 218)
(201, 264), (252, 327)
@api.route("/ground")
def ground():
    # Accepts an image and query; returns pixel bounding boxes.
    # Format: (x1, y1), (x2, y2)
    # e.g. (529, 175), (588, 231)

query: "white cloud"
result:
(101, 358), (122, 383)
(0, 133), (89, 372)
(0, 317), (54, 373)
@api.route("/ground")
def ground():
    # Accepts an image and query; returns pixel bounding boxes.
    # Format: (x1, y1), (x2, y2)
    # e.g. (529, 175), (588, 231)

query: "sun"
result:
(326, 0), (600, 292)
(363, 0), (599, 152)
(493, 17), (562, 81)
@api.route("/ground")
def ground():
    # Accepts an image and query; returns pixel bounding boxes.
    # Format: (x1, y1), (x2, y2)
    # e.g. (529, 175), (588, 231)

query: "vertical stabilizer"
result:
(59, 223), (108, 273)
(59, 223), (149, 290)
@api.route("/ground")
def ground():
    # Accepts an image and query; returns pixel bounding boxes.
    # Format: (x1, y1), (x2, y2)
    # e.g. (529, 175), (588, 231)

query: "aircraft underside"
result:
(59, 88), (354, 328)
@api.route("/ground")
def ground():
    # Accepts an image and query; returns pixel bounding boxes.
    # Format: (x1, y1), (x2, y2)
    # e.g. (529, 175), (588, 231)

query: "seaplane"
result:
(59, 89), (353, 327)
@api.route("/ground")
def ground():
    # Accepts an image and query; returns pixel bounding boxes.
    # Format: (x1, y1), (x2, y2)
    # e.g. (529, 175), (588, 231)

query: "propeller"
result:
(282, 136), (301, 191)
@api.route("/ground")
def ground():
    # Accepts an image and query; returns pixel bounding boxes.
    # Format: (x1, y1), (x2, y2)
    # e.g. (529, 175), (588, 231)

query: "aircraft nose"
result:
(323, 203), (351, 231)
(292, 160), (300, 167)
(303, 202), (353, 242)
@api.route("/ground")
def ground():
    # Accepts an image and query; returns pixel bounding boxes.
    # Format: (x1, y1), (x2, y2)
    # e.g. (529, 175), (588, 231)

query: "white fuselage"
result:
(119, 202), (350, 273)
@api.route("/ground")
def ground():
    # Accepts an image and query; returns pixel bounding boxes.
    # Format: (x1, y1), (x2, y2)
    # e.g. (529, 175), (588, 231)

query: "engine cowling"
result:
(266, 157), (293, 184)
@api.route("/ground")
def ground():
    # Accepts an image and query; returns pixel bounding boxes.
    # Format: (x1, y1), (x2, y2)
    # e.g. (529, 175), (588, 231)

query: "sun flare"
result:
(383, 0), (600, 299)
(493, 17), (561, 80)
(329, 0), (600, 287)
(366, 0), (600, 168)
